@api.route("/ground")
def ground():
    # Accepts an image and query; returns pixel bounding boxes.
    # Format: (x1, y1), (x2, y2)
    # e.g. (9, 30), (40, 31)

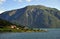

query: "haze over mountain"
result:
(0, 5), (60, 28)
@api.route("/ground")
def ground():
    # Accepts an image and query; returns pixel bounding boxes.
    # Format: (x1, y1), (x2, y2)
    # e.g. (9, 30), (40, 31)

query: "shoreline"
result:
(0, 28), (47, 33)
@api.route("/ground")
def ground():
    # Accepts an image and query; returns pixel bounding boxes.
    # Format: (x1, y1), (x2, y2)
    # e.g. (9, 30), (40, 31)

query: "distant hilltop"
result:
(0, 5), (60, 28)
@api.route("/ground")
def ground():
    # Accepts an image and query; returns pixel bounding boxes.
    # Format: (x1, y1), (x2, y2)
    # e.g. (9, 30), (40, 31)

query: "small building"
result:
(24, 27), (28, 29)
(11, 25), (16, 29)
(17, 28), (19, 30)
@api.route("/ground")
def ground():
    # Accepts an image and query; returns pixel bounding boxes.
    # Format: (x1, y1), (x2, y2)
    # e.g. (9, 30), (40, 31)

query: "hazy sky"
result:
(0, 0), (60, 14)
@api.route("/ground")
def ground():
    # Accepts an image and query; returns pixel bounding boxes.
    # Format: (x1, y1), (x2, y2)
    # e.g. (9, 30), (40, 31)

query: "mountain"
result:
(0, 5), (60, 28)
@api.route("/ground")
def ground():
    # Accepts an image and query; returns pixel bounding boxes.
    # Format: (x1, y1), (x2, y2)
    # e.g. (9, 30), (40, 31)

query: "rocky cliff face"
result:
(0, 5), (60, 28)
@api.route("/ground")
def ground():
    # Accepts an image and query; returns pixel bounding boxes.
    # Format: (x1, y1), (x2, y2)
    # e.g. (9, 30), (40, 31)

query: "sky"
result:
(0, 0), (60, 14)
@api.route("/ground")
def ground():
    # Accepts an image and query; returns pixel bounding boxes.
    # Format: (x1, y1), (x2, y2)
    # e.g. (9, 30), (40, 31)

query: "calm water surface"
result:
(0, 29), (60, 39)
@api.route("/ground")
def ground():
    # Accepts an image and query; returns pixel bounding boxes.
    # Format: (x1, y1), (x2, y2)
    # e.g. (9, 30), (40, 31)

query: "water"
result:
(0, 29), (60, 39)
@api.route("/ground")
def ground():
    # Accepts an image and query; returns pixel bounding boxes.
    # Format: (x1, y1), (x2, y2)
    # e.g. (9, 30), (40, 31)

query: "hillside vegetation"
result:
(0, 19), (46, 32)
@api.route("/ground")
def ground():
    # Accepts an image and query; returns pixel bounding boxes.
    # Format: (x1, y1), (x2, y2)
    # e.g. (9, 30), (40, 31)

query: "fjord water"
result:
(0, 29), (60, 39)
